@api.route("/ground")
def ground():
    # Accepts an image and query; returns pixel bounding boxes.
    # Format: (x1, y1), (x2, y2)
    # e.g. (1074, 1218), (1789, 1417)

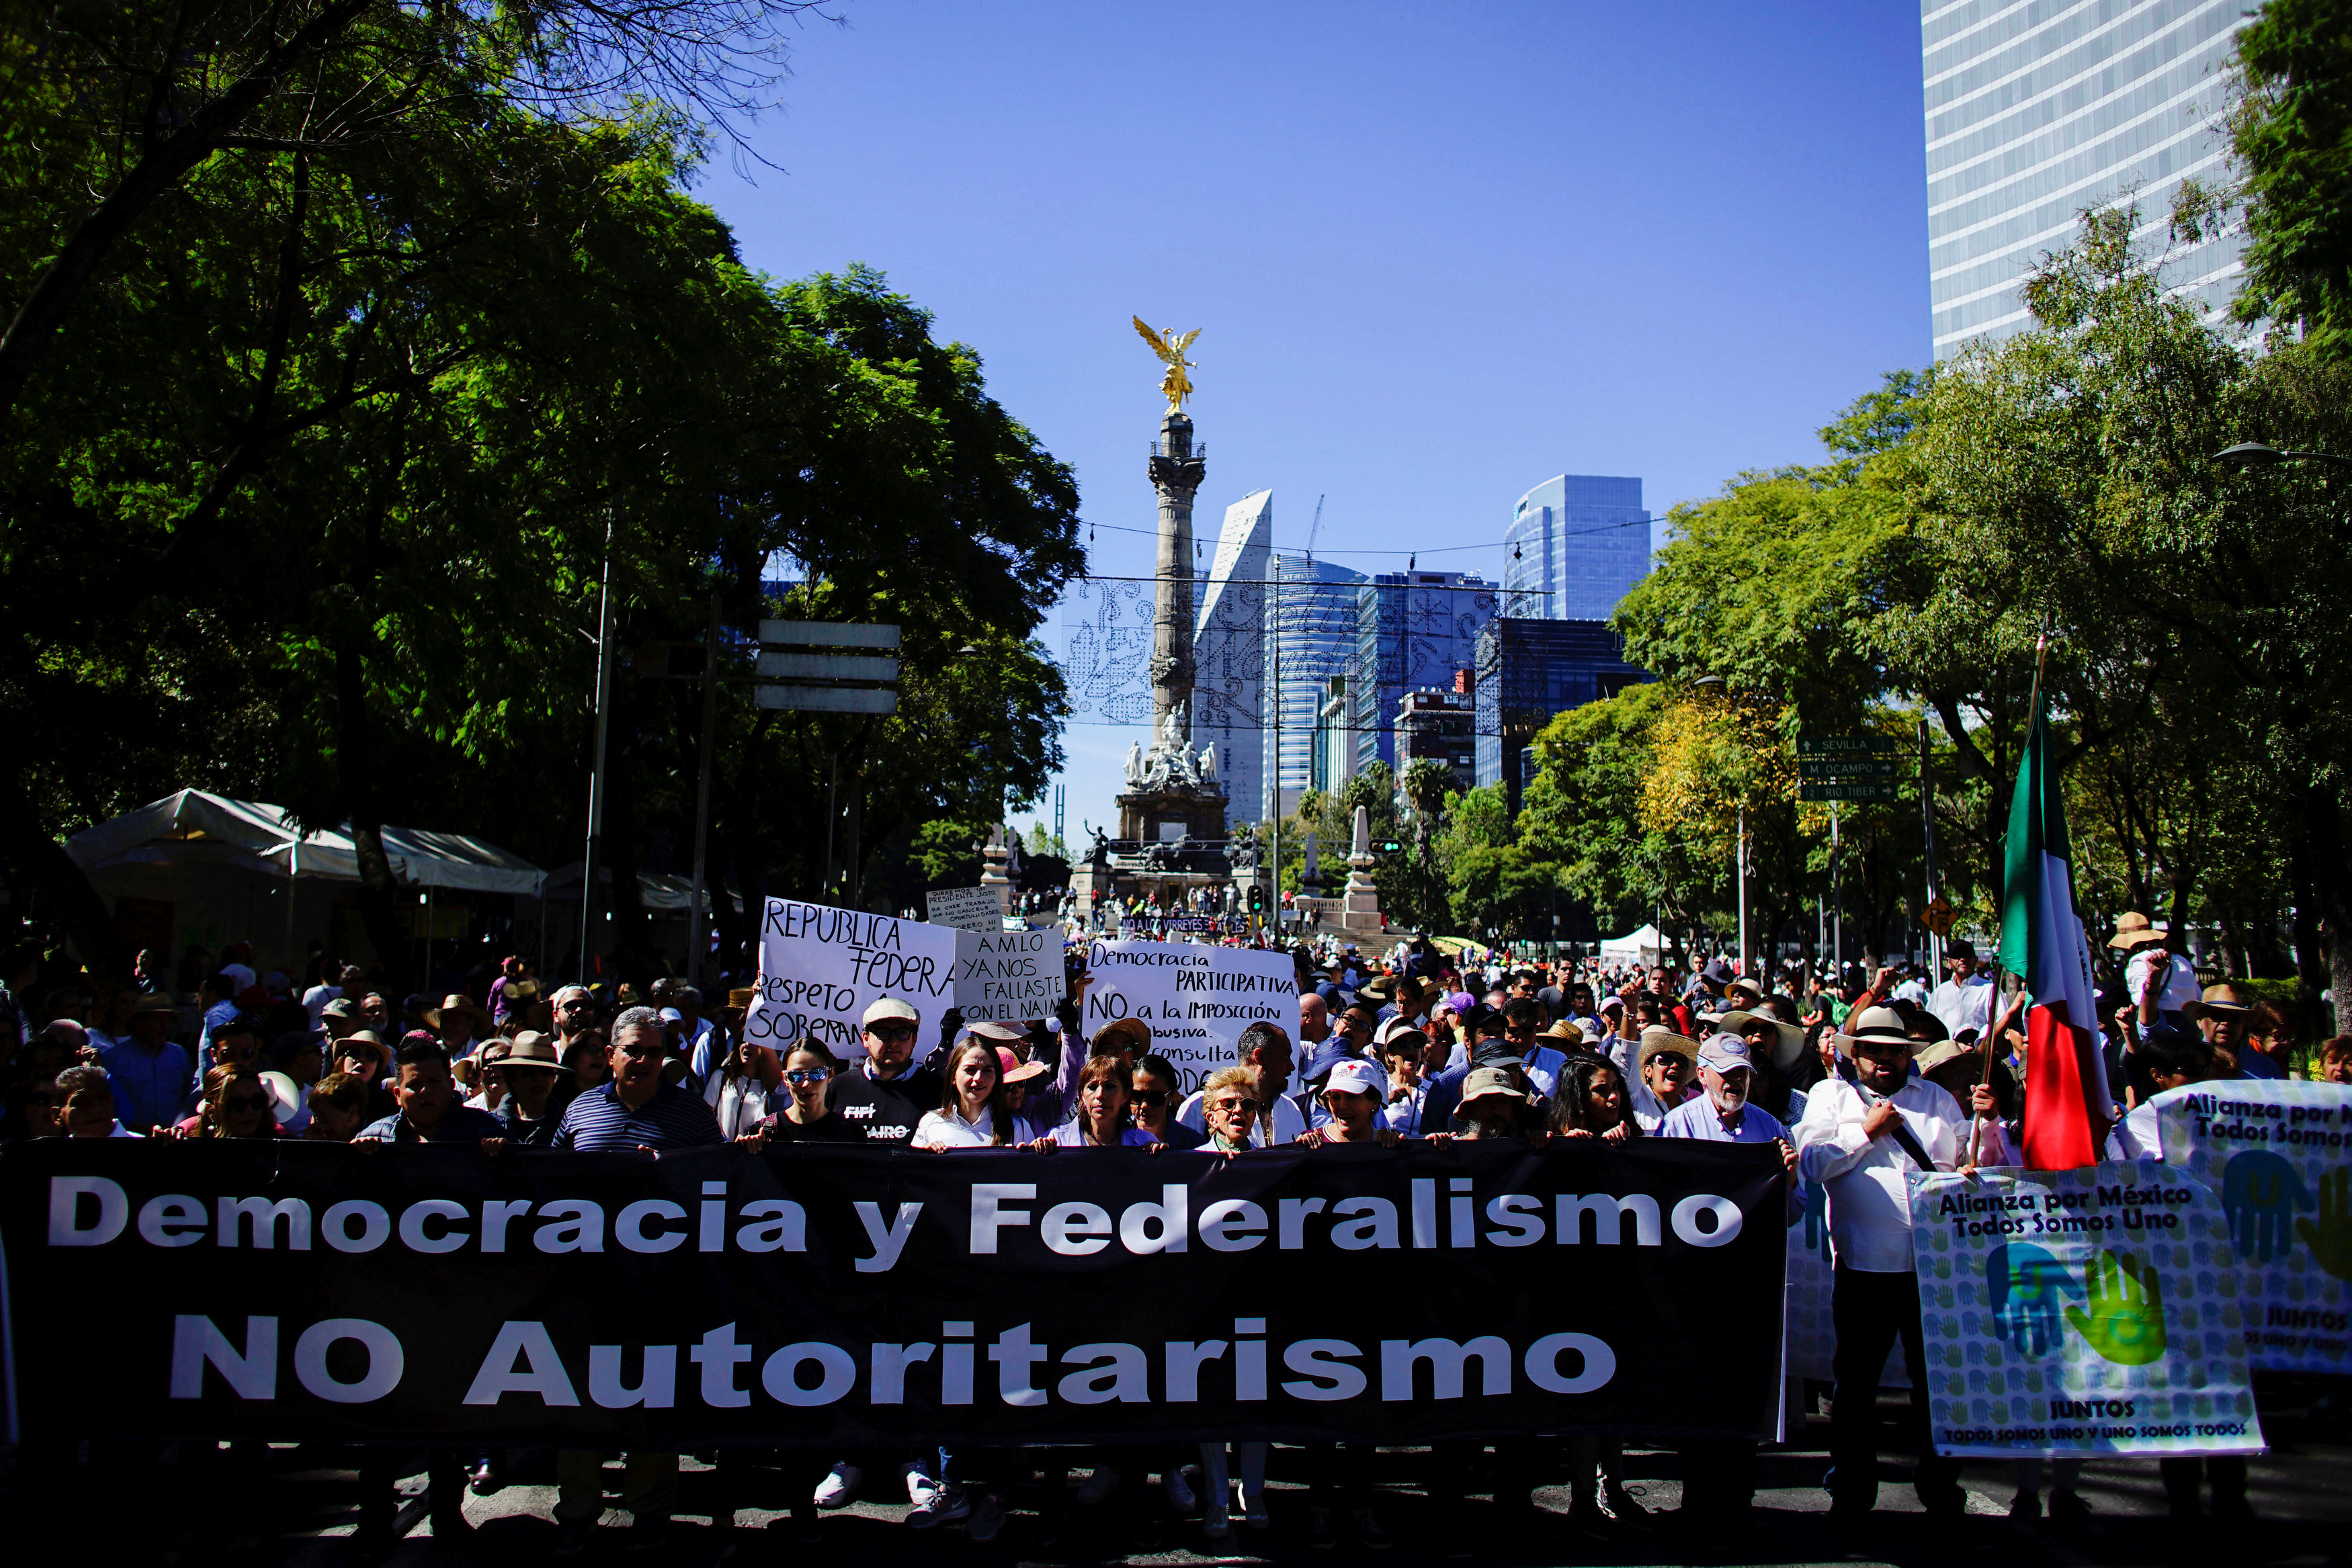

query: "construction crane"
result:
(1304, 493), (1325, 564)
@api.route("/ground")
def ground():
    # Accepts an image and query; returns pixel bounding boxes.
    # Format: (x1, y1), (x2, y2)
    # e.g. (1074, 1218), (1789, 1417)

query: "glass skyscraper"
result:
(1924, 0), (2249, 358)
(1349, 571), (1499, 776)
(1262, 553), (1368, 820)
(1501, 476), (1652, 623)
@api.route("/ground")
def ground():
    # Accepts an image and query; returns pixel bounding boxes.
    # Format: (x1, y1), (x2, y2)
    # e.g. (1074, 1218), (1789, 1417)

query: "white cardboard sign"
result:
(952, 927), (1066, 1023)
(925, 885), (1002, 932)
(744, 898), (958, 1054)
(1077, 939), (1296, 1094)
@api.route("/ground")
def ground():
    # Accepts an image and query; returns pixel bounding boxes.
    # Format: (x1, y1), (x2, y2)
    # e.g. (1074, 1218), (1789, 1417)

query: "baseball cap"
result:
(1697, 1033), (1755, 1075)
(1301, 1039), (1354, 1083)
(321, 997), (358, 1020)
(1325, 1059), (1384, 1098)
(657, 1006), (685, 1024)
(861, 998), (920, 1027)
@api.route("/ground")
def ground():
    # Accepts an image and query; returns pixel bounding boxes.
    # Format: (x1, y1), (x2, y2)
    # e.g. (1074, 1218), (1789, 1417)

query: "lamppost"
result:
(2213, 441), (2352, 472)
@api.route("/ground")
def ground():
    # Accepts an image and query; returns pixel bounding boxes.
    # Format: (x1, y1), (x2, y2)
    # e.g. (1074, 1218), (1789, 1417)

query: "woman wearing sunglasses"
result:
(166, 1065), (282, 1139)
(1128, 1052), (1205, 1149)
(741, 1041), (842, 1143)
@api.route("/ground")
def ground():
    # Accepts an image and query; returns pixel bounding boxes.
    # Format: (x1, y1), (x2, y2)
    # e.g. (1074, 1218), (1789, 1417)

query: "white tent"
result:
(1597, 922), (1666, 969)
(66, 789), (545, 967)
(68, 790), (545, 894)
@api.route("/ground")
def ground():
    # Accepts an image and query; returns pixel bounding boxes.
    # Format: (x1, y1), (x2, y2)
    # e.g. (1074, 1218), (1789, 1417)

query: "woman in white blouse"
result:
(913, 1038), (1022, 1148)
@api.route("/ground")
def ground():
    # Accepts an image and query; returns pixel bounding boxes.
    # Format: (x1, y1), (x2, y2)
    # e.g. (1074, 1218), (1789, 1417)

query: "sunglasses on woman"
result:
(785, 1068), (831, 1084)
(222, 1095), (270, 1113)
(1130, 1088), (1169, 1108)
(1211, 1097), (1258, 1115)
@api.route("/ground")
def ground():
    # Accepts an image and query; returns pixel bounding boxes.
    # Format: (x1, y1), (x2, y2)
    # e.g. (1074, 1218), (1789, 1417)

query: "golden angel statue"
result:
(1132, 316), (1201, 413)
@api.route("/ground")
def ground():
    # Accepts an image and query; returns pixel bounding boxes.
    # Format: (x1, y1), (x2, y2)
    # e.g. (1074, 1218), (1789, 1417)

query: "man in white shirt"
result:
(1925, 943), (1995, 1042)
(1794, 1006), (1974, 1524)
(1177, 1022), (1304, 1147)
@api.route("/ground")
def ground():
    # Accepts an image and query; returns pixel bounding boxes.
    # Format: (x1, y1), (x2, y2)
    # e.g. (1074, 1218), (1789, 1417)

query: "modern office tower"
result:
(1474, 618), (1649, 813)
(1192, 490), (1272, 830)
(1309, 676), (1351, 797)
(1350, 571), (1499, 776)
(1501, 475), (1652, 621)
(1394, 677), (1478, 801)
(1264, 552), (1368, 821)
(1924, 0), (2249, 358)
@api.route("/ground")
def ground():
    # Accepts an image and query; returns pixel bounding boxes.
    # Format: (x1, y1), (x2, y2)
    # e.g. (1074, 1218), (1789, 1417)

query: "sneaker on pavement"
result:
(1165, 1464), (1200, 1513)
(1243, 1489), (1271, 1531)
(966, 1492), (1005, 1543)
(1077, 1466), (1122, 1506)
(1203, 1504), (1233, 1542)
(911, 1485), (971, 1530)
(904, 1463), (942, 1509)
(814, 1461), (862, 1509)
(1357, 1509), (1394, 1551)
(1308, 1508), (1337, 1551)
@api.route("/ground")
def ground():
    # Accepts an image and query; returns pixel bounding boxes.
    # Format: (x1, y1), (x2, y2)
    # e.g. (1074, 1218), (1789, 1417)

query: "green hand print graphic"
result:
(2296, 1166), (2352, 1282)
(2063, 1248), (2167, 1366)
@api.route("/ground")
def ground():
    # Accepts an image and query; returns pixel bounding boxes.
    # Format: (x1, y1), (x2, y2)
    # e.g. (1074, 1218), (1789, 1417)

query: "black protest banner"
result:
(1, 1138), (1786, 1448)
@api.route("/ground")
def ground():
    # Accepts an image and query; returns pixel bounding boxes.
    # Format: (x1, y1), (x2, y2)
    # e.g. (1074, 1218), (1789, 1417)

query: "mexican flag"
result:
(1997, 686), (2112, 1169)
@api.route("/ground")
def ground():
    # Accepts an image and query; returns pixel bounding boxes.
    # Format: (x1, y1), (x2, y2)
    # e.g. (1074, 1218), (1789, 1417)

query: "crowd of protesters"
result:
(0, 912), (2341, 1555)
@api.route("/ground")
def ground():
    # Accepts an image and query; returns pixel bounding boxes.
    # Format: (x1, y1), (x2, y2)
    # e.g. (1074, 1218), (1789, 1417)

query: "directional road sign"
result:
(1801, 781), (1900, 803)
(1798, 756), (1900, 779)
(1798, 735), (1904, 755)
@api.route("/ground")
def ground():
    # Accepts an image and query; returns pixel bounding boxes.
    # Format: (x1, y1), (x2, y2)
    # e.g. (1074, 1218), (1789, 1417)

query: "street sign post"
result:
(1800, 781), (1899, 803)
(1798, 735), (1903, 755)
(1798, 756), (1899, 779)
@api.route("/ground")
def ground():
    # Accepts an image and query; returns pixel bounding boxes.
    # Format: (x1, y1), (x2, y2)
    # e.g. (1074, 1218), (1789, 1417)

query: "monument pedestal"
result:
(1337, 804), (1384, 936)
(1116, 785), (1230, 844)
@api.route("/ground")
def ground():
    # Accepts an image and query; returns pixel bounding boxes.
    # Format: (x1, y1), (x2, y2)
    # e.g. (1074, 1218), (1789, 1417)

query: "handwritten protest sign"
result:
(743, 898), (958, 1054)
(1079, 939), (1296, 1094)
(1908, 1164), (2262, 1458)
(925, 886), (1002, 933)
(2159, 1079), (2352, 1374)
(952, 927), (1066, 1023)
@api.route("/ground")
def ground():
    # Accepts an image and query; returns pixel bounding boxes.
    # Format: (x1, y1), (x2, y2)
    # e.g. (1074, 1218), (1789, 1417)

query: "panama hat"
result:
(1834, 1005), (1915, 1053)
(2107, 912), (2167, 950)
(1718, 1008), (1806, 1072)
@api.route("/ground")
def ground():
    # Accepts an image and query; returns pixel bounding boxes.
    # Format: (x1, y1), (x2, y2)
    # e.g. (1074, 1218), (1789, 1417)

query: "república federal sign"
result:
(1, 1139), (1787, 1448)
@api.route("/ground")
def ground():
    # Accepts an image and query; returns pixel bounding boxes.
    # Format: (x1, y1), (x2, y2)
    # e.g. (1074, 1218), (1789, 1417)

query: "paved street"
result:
(211, 1383), (2350, 1567)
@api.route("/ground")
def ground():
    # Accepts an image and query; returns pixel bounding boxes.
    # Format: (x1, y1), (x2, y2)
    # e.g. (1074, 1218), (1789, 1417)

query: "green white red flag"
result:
(1996, 684), (2111, 1169)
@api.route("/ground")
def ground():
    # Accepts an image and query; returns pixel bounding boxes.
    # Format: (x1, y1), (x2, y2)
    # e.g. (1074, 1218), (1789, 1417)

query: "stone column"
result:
(1146, 410), (1205, 740)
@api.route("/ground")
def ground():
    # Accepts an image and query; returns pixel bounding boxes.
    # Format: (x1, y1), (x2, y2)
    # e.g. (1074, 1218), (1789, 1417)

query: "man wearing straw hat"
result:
(1794, 1005), (1985, 1524)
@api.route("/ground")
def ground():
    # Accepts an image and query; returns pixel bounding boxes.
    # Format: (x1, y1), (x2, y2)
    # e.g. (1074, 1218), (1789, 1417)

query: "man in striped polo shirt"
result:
(548, 1007), (720, 1555)
(552, 1005), (724, 1153)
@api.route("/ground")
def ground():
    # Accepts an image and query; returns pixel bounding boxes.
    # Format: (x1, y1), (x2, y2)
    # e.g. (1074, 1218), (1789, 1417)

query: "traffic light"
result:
(1249, 883), (1265, 912)
(1373, 838), (1404, 857)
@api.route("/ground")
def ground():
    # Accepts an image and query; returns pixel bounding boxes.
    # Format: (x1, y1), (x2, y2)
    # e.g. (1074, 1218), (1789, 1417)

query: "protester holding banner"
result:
(1197, 1067), (1261, 1152)
(548, 1009), (721, 1155)
(1794, 1006), (1974, 1522)
(169, 1063), (282, 1139)
(745, 1041), (842, 1143)
(1127, 1052), (1206, 1149)
(1032, 1054), (1161, 1147)
(1175, 1023), (1302, 1147)
(1374, 1026), (1437, 1137)
(1552, 1053), (1639, 1143)
(357, 1039), (505, 1145)
(2107, 1025), (2212, 1159)
(1294, 1059), (1402, 1148)
(911, 1037), (1027, 1148)
(821, 999), (943, 1145)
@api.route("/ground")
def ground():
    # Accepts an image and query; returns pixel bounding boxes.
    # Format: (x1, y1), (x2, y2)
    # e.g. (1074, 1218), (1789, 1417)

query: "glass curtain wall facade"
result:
(1264, 553), (1368, 821)
(1501, 475), (1652, 621)
(1474, 618), (1649, 814)
(1925, 0), (2249, 357)
(1350, 572), (1499, 776)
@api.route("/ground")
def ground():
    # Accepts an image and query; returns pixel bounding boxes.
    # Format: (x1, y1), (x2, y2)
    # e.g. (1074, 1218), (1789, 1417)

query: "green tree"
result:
(2227, 0), (2352, 354)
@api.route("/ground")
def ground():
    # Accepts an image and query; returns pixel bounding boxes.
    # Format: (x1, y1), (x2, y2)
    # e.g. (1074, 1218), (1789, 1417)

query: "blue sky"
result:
(697, 1), (1932, 844)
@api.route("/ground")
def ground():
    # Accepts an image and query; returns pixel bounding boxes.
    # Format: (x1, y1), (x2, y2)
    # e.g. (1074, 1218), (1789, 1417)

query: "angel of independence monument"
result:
(1068, 320), (1267, 924)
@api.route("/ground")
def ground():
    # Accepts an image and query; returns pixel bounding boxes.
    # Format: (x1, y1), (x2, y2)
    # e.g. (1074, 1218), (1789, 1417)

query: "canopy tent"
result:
(540, 862), (741, 914)
(69, 790), (545, 895)
(66, 790), (546, 971)
(1597, 922), (1667, 969)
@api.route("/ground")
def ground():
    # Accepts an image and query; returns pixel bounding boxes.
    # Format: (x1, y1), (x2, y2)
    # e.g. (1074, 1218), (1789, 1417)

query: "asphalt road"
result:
(24, 1383), (2349, 1568)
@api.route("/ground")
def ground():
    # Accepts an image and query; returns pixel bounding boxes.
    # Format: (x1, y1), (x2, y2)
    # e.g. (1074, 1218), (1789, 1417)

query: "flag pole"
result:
(1978, 629), (2051, 1167)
